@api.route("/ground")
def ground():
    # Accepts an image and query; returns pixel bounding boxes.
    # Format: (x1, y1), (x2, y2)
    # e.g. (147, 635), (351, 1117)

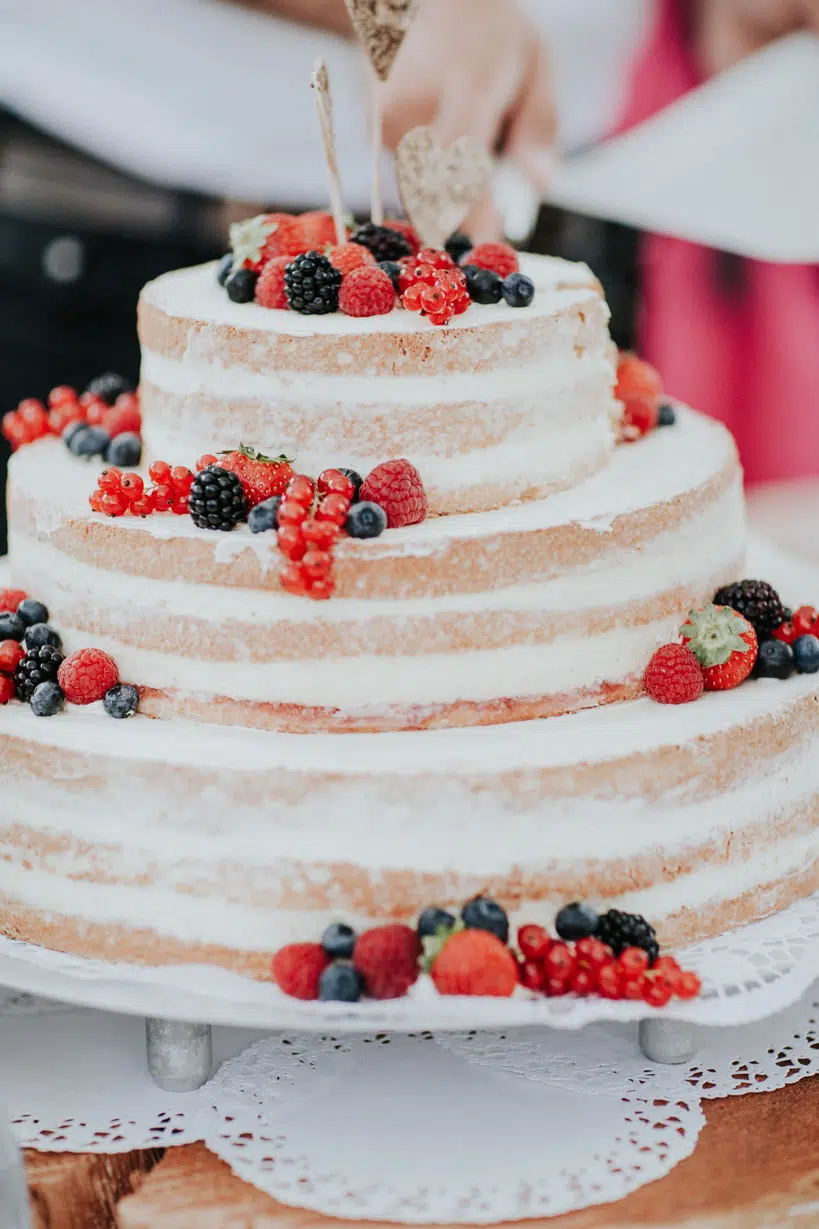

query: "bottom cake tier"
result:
(0, 640), (817, 978)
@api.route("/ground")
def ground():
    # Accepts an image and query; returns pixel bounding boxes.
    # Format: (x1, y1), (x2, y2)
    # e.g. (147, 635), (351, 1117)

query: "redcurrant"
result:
(518, 960), (544, 992)
(170, 466), (194, 493)
(307, 576), (335, 600)
(543, 941), (575, 980)
(316, 493), (351, 525)
(149, 460), (172, 484)
(317, 469), (354, 500)
(152, 483), (176, 512)
(279, 561), (309, 596)
(302, 519), (340, 550)
(618, 947), (651, 976)
(278, 498), (308, 526)
(675, 971), (702, 1001)
(641, 975), (673, 1008)
(277, 524), (307, 561)
(302, 549), (333, 580)
(575, 937), (614, 970)
(597, 963), (623, 1000)
(517, 924), (551, 963)
(544, 975), (571, 997)
(88, 489), (104, 514)
(47, 385), (77, 408)
(793, 606), (819, 637)
(196, 454), (218, 472)
(98, 468), (122, 492)
(569, 968), (596, 997)
(0, 640), (25, 673)
(101, 491), (128, 517)
(120, 473), (144, 500)
(130, 491), (155, 517)
(0, 675), (14, 705)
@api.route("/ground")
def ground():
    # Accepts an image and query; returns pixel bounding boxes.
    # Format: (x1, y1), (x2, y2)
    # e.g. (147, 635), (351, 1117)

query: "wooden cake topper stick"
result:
(395, 126), (493, 249)
(311, 60), (346, 246)
(370, 69), (384, 225)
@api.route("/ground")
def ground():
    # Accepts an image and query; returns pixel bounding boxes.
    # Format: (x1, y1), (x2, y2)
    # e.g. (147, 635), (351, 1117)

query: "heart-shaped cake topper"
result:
(395, 126), (494, 249)
(344, 0), (419, 80)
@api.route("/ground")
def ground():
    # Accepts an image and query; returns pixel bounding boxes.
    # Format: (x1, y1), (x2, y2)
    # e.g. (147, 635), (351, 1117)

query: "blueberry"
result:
(754, 639), (794, 679)
(16, 599), (48, 627)
(225, 268), (258, 303)
(378, 261), (402, 293)
(216, 253), (234, 286)
(461, 896), (509, 944)
(345, 501), (387, 540)
(793, 634), (819, 674)
(318, 962), (363, 1002)
(106, 432), (142, 467)
(69, 425), (110, 459)
(338, 468), (363, 501)
(658, 403), (677, 427)
(0, 612), (26, 642)
(30, 680), (65, 717)
(466, 268), (503, 305)
(555, 901), (599, 941)
(248, 497), (281, 534)
(321, 922), (357, 960)
(104, 683), (139, 719)
(446, 231), (473, 263)
(417, 907), (456, 940)
(84, 373), (133, 405)
(25, 623), (62, 650)
(501, 272), (535, 308)
(62, 421), (87, 449)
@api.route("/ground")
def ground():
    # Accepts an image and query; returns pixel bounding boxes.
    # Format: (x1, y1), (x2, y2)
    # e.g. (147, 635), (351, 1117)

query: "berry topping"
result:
(350, 221), (412, 263)
(339, 265), (396, 317)
(272, 943), (330, 1000)
(219, 446), (294, 507)
(431, 929), (518, 997)
(319, 962), (363, 1002)
(461, 895), (509, 944)
(657, 402), (677, 427)
(68, 425), (110, 459)
(644, 643), (704, 704)
(467, 242), (519, 279)
(336, 468), (363, 501)
(328, 242), (375, 275)
(228, 213), (282, 271)
(14, 645), (64, 702)
(345, 501), (387, 539)
(615, 354), (663, 441)
(58, 648), (119, 705)
(102, 393), (141, 438)
(445, 231), (473, 263)
(106, 433), (142, 468)
(284, 252), (342, 314)
(353, 924), (420, 1000)
(84, 373), (133, 405)
(517, 923), (551, 962)
(755, 639), (795, 679)
(0, 613), (26, 642)
(378, 261), (402, 293)
(0, 676), (14, 705)
(681, 604), (758, 691)
(0, 640), (25, 673)
(189, 466), (249, 531)
(321, 922), (357, 960)
(301, 519), (339, 551)
(712, 580), (786, 639)
(248, 497), (281, 534)
(554, 902), (599, 942)
(300, 210), (341, 249)
(501, 272), (535, 307)
(225, 268), (258, 303)
(465, 267), (503, 305)
(16, 599), (48, 627)
(315, 493), (351, 526)
(359, 458), (428, 528)
(217, 253), (233, 285)
(254, 256), (290, 310)
(149, 460), (171, 484)
(417, 907), (456, 940)
(794, 634), (819, 674)
(793, 605), (819, 638)
(595, 909), (659, 964)
(30, 680), (65, 717)
(265, 214), (313, 259)
(620, 398), (660, 441)
(26, 624), (62, 650)
(383, 219), (420, 253)
(0, 589), (27, 613)
(317, 469), (354, 500)
(104, 683), (140, 719)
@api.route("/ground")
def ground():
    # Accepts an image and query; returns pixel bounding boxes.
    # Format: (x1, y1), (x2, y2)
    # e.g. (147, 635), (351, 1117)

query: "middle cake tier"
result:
(8, 409), (744, 733)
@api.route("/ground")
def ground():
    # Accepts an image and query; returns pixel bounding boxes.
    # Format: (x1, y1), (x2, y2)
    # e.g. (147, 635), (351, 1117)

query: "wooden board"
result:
(24, 1148), (159, 1229)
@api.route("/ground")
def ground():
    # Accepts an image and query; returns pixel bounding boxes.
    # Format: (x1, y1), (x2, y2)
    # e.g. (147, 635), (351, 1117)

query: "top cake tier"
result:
(138, 254), (618, 516)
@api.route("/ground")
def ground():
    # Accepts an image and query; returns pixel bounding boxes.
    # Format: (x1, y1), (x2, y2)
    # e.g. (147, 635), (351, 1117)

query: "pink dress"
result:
(617, 0), (819, 484)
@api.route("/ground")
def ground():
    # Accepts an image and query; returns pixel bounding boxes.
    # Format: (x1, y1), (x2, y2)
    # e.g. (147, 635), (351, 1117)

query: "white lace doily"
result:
(1, 892), (819, 1031)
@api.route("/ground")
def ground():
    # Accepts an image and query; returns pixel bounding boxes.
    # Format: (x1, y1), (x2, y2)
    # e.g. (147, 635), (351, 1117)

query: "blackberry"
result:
(350, 222), (411, 263)
(14, 644), (65, 702)
(284, 252), (341, 315)
(188, 466), (248, 531)
(713, 579), (786, 639)
(378, 261), (402, 293)
(595, 909), (659, 964)
(445, 231), (473, 263)
(84, 373), (133, 405)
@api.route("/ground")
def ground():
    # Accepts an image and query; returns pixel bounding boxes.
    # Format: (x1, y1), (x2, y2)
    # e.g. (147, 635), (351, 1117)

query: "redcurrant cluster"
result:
(275, 469), (356, 600)
(516, 925), (701, 1006)
(398, 248), (470, 326)
(89, 461), (193, 517)
(2, 386), (140, 450)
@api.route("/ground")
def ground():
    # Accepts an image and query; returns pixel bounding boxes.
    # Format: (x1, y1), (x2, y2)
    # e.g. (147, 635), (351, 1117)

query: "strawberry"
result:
(681, 603), (758, 691)
(272, 943), (330, 1000)
(615, 353), (663, 406)
(467, 242), (519, 279)
(431, 929), (518, 997)
(644, 643), (704, 704)
(218, 446), (294, 507)
(353, 924), (420, 999)
(359, 458), (428, 528)
(300, 210), (342, 249)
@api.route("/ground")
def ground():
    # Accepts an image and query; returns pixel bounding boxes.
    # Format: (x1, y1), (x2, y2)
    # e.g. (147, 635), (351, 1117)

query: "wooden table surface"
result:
(21, 1075), (819, 1228)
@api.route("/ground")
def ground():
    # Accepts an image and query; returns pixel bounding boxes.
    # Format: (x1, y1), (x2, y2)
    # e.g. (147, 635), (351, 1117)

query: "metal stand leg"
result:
(638, 1018), (698, 1065)
(145, 1018), (213, 1092)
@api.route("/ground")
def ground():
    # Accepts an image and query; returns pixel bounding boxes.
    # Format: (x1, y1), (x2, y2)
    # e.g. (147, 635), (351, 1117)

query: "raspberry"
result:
(431, 929), (518, 997)
(338, 266), (396, 317)
(0, 589), (27, 613)
(0, 675), (14, 705)
(255, 257), (290, 310)
(383, 219), (420, 253)
(644, 643), (704, 704)
(354, 924), (420, 999)
(468, 243), (519, 279)
(328, 243), (375, 276)
(517, 924), (551, 962)
(359, 458), (427, 528)
(58, 649), (119, 705)
(272, 942), (330, 1000)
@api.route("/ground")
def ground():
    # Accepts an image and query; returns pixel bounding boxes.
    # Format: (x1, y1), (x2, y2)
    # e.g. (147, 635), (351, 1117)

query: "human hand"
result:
(380, 0), (556, 241)
(694, 0), (819, 76)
